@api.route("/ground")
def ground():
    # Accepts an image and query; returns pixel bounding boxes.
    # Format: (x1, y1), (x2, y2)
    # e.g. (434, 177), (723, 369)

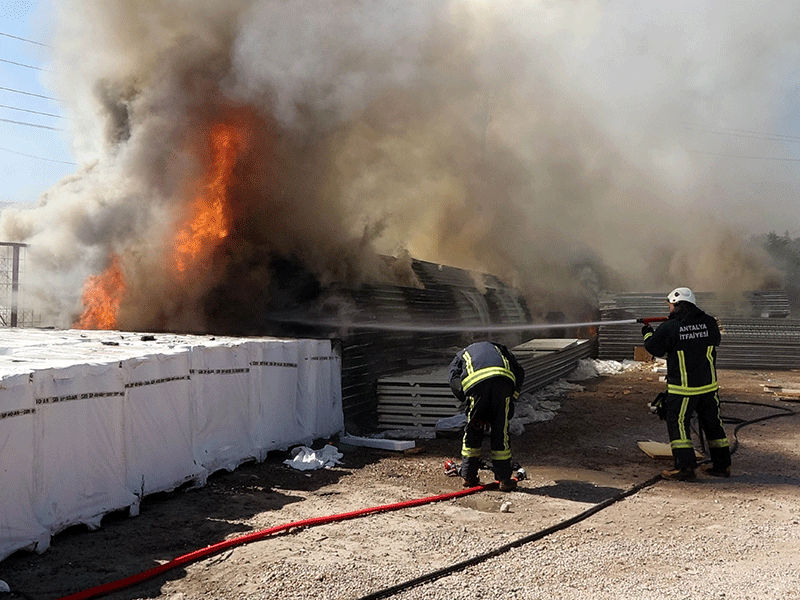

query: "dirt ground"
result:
(1, 364), (799, 600)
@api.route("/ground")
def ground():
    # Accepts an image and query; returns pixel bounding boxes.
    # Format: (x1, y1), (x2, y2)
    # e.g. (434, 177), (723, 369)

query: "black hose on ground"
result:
(355, 474), (663, 600)
(356, 398), (798, 600)
(719, 398), (797, 456)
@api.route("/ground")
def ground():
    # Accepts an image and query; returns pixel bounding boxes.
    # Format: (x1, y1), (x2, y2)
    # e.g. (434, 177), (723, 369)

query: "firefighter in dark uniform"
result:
(642, 287), (732, 480)
(449, 341), (525, 491)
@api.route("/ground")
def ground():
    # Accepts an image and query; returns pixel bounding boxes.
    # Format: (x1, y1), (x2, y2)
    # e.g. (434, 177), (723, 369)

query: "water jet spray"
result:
(268, 315), (668, 334)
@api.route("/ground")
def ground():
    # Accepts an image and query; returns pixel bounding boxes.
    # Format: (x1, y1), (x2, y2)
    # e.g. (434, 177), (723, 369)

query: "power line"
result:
(689, 149), (800, 162)
(724, 126), (800, 141)
(0, 57), (42, 70)
(0, 31), (47, 47)
(0, 145), (75, 165)
(0, 103), (62, 118)
(0, 117), (62, 131)
(0, 85), (59, 101)
(684, 124), (800, 143)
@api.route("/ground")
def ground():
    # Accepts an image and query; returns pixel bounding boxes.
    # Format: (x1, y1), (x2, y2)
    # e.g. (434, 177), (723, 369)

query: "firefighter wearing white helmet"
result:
(666, 287), (696, 305)
(641, 287), (731, 481)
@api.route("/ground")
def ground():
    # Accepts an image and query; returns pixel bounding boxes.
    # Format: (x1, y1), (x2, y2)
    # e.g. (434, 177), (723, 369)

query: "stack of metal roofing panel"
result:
(714, 318), (800, 369)
(597, 291), (800, 370)
(296, 258), (534, 431)
(376, 338), (593, 430)
(599, 290), (790, 319)
(511, 338), (594, 392)
(376, 366), (456, 429)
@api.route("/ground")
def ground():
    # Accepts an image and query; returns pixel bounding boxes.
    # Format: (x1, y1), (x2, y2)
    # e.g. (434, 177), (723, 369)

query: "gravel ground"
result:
(1, 363), (799, 600)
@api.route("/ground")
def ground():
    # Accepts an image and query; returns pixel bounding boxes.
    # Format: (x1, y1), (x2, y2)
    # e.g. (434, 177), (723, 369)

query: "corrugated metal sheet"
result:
(597, 291), (800, 370)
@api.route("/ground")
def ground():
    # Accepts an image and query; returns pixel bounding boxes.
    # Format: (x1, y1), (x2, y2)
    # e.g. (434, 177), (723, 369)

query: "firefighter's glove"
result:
(649, 392), (667, 420)
(641, 324), (654, 336)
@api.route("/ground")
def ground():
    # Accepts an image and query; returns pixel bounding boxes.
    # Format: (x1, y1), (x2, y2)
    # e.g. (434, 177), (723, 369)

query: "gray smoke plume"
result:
(1, 0), (797, 330)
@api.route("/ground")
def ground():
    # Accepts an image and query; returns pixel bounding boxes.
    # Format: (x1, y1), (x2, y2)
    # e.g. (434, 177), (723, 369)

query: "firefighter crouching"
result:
(448, 341), (525, 491)
(642, 287), (732, 481)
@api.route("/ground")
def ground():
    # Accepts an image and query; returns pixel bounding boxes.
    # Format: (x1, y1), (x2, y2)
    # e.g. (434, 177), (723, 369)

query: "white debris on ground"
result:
(283, 444), (344, 471)
(568, 358), (643, 381)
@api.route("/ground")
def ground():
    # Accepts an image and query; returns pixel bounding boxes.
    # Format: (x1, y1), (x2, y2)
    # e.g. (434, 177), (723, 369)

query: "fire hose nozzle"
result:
(637, 317), (668, 325)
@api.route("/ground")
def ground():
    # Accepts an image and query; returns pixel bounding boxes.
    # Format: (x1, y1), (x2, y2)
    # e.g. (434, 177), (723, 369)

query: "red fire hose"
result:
(54, 481), (498, 600)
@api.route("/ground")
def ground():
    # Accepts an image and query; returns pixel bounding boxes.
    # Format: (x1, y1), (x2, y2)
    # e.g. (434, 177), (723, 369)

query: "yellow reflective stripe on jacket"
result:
(677, 350), (688, 388)
(464, 351), (474, 375)
(670, 348), (718, 395)
(462, 366), (515, 391)
(643, 331), (653, 342)
(461, 348), (515, 392)
(667, 381), (719, 395)
(706, 346), (717, 388)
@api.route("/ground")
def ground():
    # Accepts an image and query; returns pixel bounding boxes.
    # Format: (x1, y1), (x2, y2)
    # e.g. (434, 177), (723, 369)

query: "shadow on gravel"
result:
(0, 440), (391, 600)
(520, 480), (625, 504)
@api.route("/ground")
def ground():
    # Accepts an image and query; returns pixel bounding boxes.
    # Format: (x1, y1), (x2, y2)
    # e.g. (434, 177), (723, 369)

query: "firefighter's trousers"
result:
(460, 377), (515, 481)
(665, 390), (731, 471)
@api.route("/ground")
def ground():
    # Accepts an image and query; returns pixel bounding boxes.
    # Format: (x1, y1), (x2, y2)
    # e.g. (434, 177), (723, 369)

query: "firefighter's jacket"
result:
(643, 304), (721, 396)
(449, 341), (525, 403)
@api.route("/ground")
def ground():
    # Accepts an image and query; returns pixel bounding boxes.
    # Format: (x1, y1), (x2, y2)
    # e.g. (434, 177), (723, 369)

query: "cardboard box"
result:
(634, 346), (653, 362)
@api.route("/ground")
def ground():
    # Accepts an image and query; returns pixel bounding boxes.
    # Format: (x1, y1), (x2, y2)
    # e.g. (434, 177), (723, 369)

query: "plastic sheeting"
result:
(0, 373), (48, 561)
(123, 352), (203, 499)
(0, 330), (342, 562)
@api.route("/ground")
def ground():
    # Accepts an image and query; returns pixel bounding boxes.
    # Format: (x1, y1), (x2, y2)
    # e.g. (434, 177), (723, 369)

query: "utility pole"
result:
(1, 241), (28, 327)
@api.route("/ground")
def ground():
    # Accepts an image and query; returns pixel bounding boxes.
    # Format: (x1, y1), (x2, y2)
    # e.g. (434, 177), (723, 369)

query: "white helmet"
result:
(667, 287), (696, 305)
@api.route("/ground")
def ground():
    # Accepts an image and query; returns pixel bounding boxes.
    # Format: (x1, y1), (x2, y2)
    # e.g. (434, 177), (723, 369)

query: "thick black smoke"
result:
(1, 0), (794, 330)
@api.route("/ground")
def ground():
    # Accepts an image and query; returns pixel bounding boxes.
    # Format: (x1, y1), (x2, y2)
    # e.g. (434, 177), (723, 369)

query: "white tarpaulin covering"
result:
(122, 352), (203, 499)
(0, 329), (343, 562)
(190, 344), (257, 474)
(0, 373), (49, 558)
(248, 339), (304, 451)
(32, 362), (138, 536)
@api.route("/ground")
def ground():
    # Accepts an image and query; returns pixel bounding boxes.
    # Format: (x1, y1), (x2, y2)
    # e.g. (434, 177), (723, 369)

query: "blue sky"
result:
(1, 0), (74, 208)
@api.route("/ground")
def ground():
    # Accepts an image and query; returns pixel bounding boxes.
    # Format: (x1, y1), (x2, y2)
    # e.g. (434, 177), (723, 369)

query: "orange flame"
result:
(74, 256), (125, 330)
(74, 119), (246, 330)
(173, 122), (243, 274)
